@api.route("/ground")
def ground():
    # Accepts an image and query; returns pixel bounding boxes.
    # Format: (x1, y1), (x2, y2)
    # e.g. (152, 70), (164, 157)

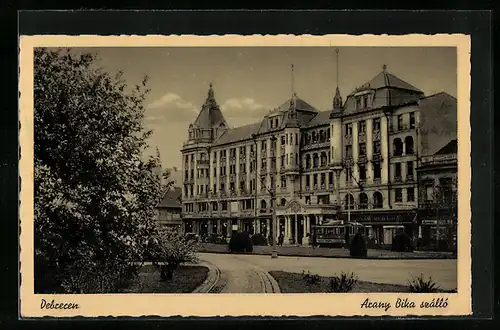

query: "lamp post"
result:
(270, 135), (278, 258)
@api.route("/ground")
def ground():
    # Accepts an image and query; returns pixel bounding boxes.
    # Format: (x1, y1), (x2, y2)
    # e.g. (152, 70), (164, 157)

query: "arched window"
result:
(319, 130), (325, 143)
(305, 154), (311, 168)
(313, 153), (319, 168)
(373, 191), (383, 209)
(359, 193), (368, 209)
(345, 194), (355, 210)
(393, 138), (403, 156)
(405, 136), (414, 155)
(320, 152), (327, 167)
(280, 198), (287, 206)
(327, 128), (331, 141)
(312, 131), (317, 143)
(260, 200), (267, 210)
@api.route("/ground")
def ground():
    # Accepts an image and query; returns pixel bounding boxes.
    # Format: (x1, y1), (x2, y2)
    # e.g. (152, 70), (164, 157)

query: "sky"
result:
(70, 46), (457, 169)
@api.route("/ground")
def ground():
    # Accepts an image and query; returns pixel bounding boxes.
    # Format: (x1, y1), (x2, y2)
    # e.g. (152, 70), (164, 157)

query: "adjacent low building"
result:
(156, 187), (183, 231)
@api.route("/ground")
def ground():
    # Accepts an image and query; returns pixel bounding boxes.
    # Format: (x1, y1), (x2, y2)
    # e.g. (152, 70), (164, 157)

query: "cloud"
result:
(145, 92), (198, 124)
(148, 92), (197, 112)
(220, 97), (268, 113)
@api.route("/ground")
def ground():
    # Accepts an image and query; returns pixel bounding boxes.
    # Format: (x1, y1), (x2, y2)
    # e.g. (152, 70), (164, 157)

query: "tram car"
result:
(312, 220), (364, 247)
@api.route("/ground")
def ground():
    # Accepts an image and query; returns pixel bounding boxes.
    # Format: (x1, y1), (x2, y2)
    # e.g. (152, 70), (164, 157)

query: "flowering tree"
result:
(151, 230), (200, 280)
(34, 48), (166, 293)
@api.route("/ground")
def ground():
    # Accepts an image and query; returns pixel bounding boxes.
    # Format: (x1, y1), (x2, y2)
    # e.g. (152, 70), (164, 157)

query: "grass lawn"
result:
(124, 265), (209, 293)
(269, 271), (455, 293)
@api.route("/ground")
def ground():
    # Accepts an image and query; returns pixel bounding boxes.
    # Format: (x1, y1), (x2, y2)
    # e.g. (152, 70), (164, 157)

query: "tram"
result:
(312, 220), (364, 247)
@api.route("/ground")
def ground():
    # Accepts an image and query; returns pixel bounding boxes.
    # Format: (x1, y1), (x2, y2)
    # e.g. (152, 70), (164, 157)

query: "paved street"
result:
(199, 252), (458, 291)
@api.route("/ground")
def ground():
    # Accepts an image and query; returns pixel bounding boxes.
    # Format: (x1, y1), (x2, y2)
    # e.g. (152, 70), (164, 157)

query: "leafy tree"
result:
(151, 229), (200, 280)
(34, 48), (167, 293)
(429, 179), (458, 251)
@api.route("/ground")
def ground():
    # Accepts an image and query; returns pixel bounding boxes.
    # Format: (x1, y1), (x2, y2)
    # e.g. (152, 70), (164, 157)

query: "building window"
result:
(345, 194), (355, 209)
(275, 117), (279, 128)
(261, 159), (266, 170)
(363, 95), (369, 108)
(425, 184), (434, 201)
(358, 120), (366, 133)
(306, 175), (310, 187)
(345, 123), (353, 135)
(393, 138), (403, 156)
(281, 155), (285, 167)
(359, 193), (368, 209)
(409, 112), (416, 129)
(313, 174), (318, 185)
(305, 154), (311, 168)
(328, 172), (334, 185)
(395, 188), (403, 202)
(373, 191), (383, 208)
(295, 133), (298, 145)
(281, 175), (286, 188)
(407, 188), (415, 202)
(373, 162), (381, 179)
(359, 143), (366, 156)
(213, 184), (217, 193)
(281, 135), (286, 145)
(320, 152), (327, 166)
(261, 140), (267, 150)
(407, 161), (414, 179)
(405, 136), (414, 155)
(345, 167), (352, 183)
(295, 153), (299, 165)
(356, 97), (362, 110)
(359, 164), (366, 181)
(373, 118), (381, 131)
(320, 173), (326, 185)
(395, 163), (402, 179)
(345, 145), (353, 158)
(373, 140), (381, 154)
(313, 153), (319, 168)
(397, 115), (404, 131)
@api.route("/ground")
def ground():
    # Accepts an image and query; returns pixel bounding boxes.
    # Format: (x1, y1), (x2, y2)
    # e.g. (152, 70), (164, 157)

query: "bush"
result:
(408, 273), (440, 293)
(301, 271), (321, 285)
(392, 233), (414, 252)
(349, 232), (367, 257)
(228, 232), (253, 253)
(329, 272), (358, 292)
(251, 233), (268, 246)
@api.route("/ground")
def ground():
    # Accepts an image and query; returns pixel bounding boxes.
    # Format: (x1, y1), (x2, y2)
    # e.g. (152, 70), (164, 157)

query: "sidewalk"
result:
(198, 243), (456, 260)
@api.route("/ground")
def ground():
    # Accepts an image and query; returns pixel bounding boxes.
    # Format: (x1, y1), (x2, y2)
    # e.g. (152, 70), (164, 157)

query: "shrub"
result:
(349, 232), (367, 257)
(301, 271), (321, 285)
(251, 233), (268, 246)
(151, 229), (200, 281)
(392, 233), (414, 252)
(228, 232), (253, 253)
(329, 272), (358, 292)
(408, 273), (440, 293)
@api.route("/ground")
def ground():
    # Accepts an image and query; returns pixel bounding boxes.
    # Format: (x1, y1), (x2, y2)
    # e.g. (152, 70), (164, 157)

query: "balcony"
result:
(261, 150), (267, 159)
(406, 175), (415, 182)
(250, 151), (256, 158)
(197, 159), (210, 166)
(394, 176), (402, 183)
(358, 154), (367, 163)
(344, 134), (353, 145)
(260, 167), (267, 175)
(343, 156), (354, 167)
(229, 174), (236, 182)
(220, 156), (226, 163)
(270, 149), (276, 157)
(373, 177), (382, 185)
(229, 156), (236, 164)
(373, 129), (381, 141)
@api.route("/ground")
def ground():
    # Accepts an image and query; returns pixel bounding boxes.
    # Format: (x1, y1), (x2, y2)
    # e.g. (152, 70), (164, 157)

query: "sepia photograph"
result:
(19, 34), (471, 317)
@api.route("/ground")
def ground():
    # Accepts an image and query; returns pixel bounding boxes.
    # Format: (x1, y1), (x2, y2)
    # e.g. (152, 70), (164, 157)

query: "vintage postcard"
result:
(19, 34), (471, 317)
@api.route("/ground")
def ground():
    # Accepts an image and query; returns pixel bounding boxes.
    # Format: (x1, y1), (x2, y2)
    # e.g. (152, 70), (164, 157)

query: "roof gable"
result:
(158, 187), (182, 209)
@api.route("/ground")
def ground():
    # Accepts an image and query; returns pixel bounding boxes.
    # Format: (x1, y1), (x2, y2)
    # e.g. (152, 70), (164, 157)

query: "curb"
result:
(198, 250), (456, 261)
(248, 264), (281, 293)
(192, 260), (221, 293)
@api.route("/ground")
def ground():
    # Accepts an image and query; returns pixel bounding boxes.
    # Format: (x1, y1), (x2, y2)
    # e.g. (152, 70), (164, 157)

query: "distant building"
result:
(156, 187), (182, 230)
(180, 62), (458, 246)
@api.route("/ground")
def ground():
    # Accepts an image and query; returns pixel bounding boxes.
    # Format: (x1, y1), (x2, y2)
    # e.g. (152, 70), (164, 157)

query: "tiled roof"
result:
(360, 70), (423, 93)
(306, 110), (331, 128)
(213, 122), (262, 146)
(192, 84), (228, 129)
(157, 187), (182, 209)
(273, 97), (318, 113)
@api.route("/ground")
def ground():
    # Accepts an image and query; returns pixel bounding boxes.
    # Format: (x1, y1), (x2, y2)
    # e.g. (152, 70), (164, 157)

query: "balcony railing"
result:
(358, 154), (367, 163)
(344, 134), (353, 145)
(394, 176), (402, 183)
(373, 129), (381, 141)
(358, 132), (366, 143)
(406, 175), (414, 182)
(197, 160), (210, 166)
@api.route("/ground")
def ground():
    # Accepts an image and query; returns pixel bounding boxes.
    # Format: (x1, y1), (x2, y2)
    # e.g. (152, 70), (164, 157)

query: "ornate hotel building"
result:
(180, 63), (457, 246)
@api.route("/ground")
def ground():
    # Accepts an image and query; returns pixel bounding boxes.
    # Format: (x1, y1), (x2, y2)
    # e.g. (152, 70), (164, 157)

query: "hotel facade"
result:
(180, 64), (457, 246)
